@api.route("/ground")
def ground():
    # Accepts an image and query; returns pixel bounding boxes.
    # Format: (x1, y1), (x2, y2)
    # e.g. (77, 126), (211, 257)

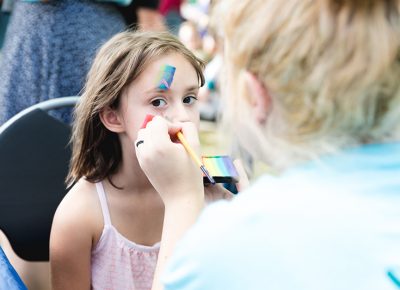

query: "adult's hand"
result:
(136, 117), (206, 290)
(204, 184), (234, 204)
(135, 116), (204, 206)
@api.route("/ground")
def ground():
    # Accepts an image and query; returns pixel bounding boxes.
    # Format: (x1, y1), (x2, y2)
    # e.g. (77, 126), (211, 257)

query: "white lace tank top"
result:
(91, 182), (160, 290)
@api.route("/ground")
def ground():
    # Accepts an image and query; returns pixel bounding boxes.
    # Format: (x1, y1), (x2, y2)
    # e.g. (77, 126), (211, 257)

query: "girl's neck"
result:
(107, 157), (155, 194)
(108, 134), (157, 194)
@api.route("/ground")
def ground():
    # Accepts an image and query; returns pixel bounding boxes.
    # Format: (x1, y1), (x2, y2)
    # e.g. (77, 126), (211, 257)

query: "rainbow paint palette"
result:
(202, 155), (239, 184)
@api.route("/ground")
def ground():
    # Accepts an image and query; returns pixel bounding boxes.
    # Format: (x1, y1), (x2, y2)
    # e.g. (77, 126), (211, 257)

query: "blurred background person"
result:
(0, 0), (125, 125)
(119, 0), (166, 31)
(158, 0), (183, 35)
(0, 0), (166, 126)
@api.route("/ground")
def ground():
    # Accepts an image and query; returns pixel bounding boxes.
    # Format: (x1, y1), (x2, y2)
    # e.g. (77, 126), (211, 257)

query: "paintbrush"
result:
(141, 114), (216, 184)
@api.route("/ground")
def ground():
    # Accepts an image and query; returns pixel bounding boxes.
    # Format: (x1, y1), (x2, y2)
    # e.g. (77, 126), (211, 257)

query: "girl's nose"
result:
(164, 103), (191, 123)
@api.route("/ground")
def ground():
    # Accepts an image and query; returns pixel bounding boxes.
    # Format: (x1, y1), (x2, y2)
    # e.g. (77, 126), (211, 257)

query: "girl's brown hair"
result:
(66, 30), (205, 186)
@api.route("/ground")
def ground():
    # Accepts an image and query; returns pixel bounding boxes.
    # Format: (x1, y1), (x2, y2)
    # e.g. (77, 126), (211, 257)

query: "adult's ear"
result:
(244, 71), (271, 124)
(99, 107), (125, 133)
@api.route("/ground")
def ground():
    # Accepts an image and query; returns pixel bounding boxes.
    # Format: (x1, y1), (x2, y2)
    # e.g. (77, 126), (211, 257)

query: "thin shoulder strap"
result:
(95, 182), (112, 226)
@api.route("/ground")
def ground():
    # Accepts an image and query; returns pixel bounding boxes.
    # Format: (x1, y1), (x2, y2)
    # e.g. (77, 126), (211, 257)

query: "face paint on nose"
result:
(156, 65), (176, 90)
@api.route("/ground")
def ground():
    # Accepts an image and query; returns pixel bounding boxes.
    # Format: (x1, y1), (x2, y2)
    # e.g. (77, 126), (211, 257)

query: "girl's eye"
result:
(151, 98), (167, 107)
(183, 95), (198, 105)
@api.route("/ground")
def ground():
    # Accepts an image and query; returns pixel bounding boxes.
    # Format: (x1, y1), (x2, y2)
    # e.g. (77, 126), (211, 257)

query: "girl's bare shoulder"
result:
(52, 179), (103, 236)
(50, 179), (103, 281)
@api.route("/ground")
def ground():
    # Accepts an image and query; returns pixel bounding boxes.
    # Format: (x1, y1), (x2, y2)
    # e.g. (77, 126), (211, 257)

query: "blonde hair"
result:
(67, 30), (205, 185)
(219, 0), (400, 170)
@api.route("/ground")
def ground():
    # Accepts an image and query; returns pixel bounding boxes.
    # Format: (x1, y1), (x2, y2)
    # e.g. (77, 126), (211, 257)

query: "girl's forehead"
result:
(128, 53), (198, 92)
(142, 54), (197, 83)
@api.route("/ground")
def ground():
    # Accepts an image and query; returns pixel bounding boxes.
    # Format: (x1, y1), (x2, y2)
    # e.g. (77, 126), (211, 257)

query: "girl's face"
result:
(118, 52), (200, 142)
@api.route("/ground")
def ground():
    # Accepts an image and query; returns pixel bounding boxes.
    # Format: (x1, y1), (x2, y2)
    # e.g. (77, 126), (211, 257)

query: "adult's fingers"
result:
(204, 184), (234, 204)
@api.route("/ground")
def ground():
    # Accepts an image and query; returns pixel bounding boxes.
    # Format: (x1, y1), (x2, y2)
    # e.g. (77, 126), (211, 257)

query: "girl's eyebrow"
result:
(185, 85), (200, 92)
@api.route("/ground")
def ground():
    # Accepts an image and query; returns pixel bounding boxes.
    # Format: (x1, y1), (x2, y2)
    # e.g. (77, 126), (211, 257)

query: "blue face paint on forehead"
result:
(156, 65), (176, 90)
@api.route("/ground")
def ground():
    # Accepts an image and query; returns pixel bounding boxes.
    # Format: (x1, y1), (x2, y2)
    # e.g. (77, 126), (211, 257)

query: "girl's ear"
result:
(99, 107), (125, 133)
(244, 71), (271, 124)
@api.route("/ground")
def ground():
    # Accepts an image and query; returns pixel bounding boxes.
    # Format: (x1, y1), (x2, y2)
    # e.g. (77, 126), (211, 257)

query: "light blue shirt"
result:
(163, 143), (400, 290)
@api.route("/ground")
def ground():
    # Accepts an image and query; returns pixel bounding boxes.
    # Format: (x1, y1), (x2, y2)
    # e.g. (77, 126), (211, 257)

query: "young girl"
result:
(49, 30), (208, 290)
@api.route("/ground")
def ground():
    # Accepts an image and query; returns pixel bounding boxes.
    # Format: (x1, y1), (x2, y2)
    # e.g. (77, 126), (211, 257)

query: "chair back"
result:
(0, 97), (79, 261)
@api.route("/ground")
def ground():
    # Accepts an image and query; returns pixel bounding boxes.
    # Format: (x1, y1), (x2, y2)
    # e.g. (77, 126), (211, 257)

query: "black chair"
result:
(0, 97), (79, 261)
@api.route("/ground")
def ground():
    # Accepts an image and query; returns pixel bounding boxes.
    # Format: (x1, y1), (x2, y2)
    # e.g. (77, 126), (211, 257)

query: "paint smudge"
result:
(156, 65), (176, 90)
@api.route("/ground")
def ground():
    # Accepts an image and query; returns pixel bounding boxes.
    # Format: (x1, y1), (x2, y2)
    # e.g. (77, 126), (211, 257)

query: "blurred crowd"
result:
(0, 0), (223, 125)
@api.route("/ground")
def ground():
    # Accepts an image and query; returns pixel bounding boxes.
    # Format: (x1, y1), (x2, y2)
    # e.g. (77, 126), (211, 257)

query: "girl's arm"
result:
(135, 117), (205, 290)
(49, 183), (97, 290)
